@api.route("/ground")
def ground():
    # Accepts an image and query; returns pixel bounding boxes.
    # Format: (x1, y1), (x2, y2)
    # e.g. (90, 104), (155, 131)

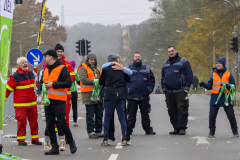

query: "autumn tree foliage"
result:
(10, 0), (67, 69)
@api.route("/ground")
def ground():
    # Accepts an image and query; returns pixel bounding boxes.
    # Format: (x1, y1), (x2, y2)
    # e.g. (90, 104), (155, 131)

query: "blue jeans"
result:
(85, 103), (104, 134)
(104, 99), (127, 141)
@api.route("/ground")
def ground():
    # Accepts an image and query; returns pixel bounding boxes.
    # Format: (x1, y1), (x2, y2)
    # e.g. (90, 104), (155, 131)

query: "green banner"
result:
(0, 0), (15, 130)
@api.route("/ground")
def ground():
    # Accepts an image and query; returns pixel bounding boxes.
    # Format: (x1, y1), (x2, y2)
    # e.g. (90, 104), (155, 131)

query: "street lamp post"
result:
(17, 34), (37, 57)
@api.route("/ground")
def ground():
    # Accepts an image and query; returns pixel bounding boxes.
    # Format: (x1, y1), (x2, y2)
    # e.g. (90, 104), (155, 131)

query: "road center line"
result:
(108, 154), (119, 160)
(115, 143), (123, 149)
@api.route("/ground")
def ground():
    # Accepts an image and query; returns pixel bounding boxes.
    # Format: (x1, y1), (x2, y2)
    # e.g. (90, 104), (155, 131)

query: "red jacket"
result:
(6, 67), (37, 108)
(61, 55), (75, 97)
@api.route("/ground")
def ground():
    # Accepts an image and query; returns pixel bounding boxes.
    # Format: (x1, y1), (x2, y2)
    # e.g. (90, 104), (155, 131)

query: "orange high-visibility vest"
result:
(211, 71), (230, 94)
(79, 63), (101, 93)
(43, 65), (67, 101)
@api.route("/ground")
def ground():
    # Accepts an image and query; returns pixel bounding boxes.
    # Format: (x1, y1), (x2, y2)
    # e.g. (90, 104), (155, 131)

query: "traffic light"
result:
(86, 40), (91, 55)
(81, 40), (86, 56)
(230, 37), (238, 52)
(15, 0), (23, 4)
(75, 40), (80, 55)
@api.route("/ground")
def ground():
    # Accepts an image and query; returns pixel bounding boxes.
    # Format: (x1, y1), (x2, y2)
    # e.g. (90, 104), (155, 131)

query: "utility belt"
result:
(106, 85), (124, 89)
(166, 89), (184, 93)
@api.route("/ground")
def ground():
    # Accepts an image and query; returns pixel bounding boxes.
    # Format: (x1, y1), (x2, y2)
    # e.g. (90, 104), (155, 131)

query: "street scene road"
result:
(2, 94), (240, 160)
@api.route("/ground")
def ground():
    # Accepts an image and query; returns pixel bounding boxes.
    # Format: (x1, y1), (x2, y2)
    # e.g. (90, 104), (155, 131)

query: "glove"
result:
(199, 82), (204, 87)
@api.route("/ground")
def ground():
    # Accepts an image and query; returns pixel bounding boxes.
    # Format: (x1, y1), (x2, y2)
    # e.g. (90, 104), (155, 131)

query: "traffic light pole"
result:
(234, 26), (238, 88)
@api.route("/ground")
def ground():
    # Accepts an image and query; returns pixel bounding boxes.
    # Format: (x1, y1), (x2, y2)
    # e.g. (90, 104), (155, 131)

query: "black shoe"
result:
(169, 130), (180, 135)
(145, 131), (156, 135)
(66, 140), (69, 144)
(208, 133), (215, 138)
(88, 134), (98, 139)
(69, 140), (77, 154)
(32, 140), (42, 145)
(179, 129), (186, 135)
(19, 141), (27, 146)
(45, 145), (60, 155)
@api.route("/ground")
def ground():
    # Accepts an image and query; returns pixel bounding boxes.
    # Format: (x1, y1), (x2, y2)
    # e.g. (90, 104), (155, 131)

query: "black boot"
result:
(32, 140), (42, 145)
(69, 140), (77, 154)
(45, 145), (60, 155)
(19, 141), (27, 146)
(145, 131), (156, 135)
(179, 129), (186, 135)
(169, 130), (180, 135)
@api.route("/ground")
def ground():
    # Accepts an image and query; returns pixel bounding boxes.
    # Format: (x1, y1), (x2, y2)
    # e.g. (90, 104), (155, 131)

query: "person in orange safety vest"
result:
(78, 53), (104, 139)
(39, 49), (77, 155)
(199, 57), (238, 138)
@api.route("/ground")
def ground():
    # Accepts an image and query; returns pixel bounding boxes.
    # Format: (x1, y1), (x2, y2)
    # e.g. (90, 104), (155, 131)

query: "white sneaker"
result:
(127, 140), (131, 145)
(43, 141), (52, 150)
(59, 140), (66, 151)
(108, 139), (115, 145)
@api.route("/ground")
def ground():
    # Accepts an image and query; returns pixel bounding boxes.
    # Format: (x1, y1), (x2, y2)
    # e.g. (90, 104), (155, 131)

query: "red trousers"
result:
(65, 97), (71, 126)
(15, 107), (39, 143)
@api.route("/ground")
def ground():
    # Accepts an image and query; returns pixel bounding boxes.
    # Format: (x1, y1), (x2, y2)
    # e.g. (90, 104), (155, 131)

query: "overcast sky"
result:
(39, 0), (155, 26)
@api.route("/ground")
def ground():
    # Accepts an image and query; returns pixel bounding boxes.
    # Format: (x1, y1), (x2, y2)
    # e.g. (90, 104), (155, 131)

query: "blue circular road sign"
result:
(26, 48), (43, 66)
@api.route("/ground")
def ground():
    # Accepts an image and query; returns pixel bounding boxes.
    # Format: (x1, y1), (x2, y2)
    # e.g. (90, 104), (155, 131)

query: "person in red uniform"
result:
(55, 44), (75, 127)
(5, 57), (42, 146)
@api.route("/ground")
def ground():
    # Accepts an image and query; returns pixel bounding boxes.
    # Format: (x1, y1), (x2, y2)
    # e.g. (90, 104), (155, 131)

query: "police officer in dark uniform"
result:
(126, 52), (156, 135)
(161, 46), (193, 135)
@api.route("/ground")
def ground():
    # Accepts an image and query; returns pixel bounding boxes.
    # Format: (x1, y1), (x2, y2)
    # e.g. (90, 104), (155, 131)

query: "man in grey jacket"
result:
(78, 53), (103, 139)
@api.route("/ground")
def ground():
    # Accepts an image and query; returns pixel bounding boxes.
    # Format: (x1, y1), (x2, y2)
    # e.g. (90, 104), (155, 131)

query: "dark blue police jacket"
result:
(127, 63), (155, 101)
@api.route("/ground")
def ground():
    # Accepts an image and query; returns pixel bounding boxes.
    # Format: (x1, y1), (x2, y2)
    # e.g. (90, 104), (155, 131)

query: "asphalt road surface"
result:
(2, 94), (240, 160)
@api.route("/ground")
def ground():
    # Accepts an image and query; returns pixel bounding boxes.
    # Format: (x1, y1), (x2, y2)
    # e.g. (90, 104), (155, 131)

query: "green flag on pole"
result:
(0, 0), (15, 146)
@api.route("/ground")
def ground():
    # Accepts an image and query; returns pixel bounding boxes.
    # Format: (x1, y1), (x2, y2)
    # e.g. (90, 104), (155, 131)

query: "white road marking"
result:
(188, 116), (199, 120)
(190, 136), (211, 145)
(108, 154), (119, 160)
(115, 143), (123, 149)
(3, 124), (7, 126)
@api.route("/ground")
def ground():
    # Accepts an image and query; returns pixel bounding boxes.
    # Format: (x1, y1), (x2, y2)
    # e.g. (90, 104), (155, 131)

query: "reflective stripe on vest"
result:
(211, 71), (230, 94)
(79, 63), (101, 93)
(43, 65), (68, 101)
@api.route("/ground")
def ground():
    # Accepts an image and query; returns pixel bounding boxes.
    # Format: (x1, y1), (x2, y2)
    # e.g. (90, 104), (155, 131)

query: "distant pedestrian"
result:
(199, 57), (239, 138)
(155, 86), (162, 94)
(192, 75), (199, 90)
(161, 46), (193, 135)
(70, 60), (80, 127)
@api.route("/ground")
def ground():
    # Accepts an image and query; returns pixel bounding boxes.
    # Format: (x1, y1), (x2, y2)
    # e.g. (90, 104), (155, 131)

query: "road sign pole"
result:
(33, 67), (38, 94)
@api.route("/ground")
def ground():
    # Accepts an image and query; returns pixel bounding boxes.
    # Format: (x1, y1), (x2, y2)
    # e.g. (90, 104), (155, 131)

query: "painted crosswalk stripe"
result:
(108, 154), (119, 160)
(115, 143), (123, 149)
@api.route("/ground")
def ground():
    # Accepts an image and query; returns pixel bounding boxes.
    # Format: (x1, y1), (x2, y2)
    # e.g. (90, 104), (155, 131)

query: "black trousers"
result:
(165, 90), (189, 130)
(85, 103), (104, 134)
(45, 103), (74, 145)
(108, 100), (131, 141)
(192, 85), (198, 90)
(209, 105), (238, 134)
(44, 121), (64, 137)
(127, 98), (153, 133)
(71, 92), (78, 122)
